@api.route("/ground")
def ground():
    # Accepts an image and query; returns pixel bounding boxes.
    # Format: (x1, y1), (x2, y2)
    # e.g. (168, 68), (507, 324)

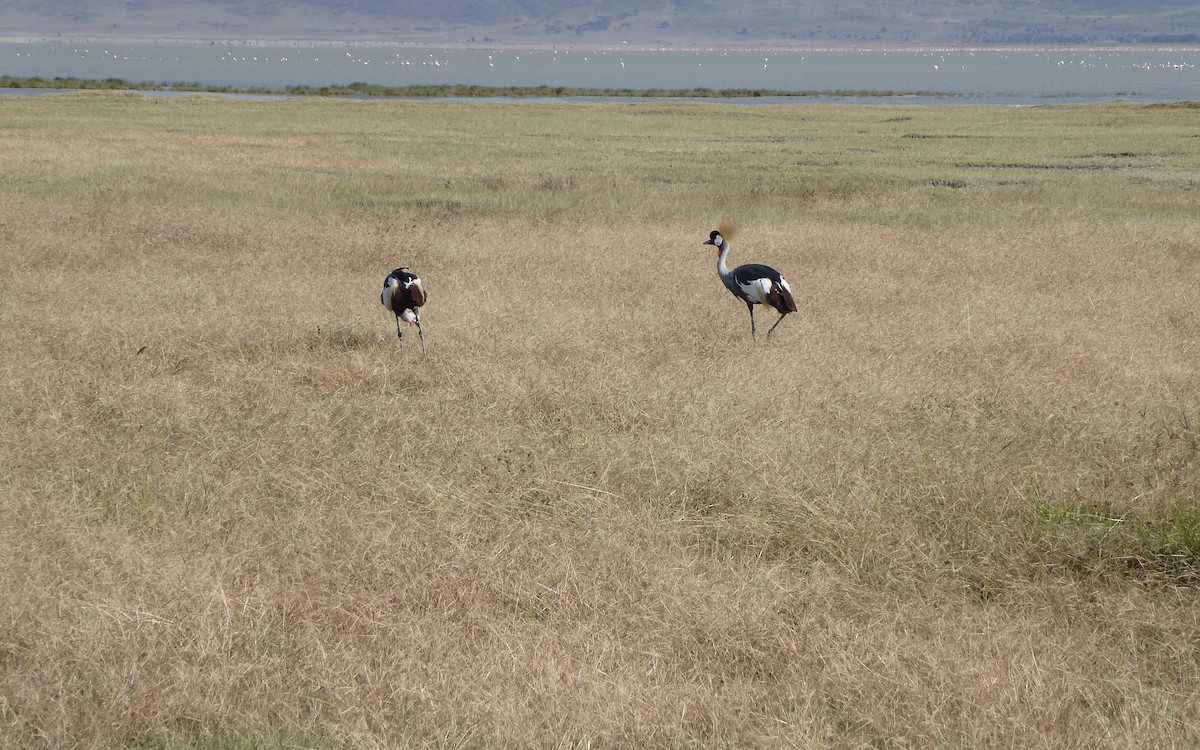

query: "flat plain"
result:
(1, 93), (1199, 748)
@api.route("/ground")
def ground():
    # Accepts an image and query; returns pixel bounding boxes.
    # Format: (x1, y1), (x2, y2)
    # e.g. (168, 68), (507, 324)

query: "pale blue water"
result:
(2, 42), (1199, 104)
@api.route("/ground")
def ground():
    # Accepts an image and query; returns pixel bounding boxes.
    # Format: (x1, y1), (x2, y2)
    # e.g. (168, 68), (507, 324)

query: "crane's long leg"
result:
(766, 311), (788, 338)
(394, 315), (404, 340)
(746, 301), (757, 338)
(416, 322), (427, 358)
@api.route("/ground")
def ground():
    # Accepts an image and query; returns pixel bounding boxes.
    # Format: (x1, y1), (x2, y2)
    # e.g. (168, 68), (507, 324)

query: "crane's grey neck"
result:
(716, 238), (732, 277)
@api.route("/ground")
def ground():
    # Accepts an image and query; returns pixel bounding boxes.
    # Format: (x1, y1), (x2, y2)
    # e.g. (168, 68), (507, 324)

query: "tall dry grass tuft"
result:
(2, 94), (1199, 748)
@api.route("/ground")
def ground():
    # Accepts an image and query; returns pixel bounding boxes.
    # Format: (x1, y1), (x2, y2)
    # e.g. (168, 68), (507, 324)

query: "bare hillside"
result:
(1, 0), (1198, 45)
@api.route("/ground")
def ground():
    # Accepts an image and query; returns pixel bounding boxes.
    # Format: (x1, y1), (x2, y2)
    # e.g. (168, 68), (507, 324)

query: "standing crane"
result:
(702, 229), (797, 338)
(381, 267), (427, 355)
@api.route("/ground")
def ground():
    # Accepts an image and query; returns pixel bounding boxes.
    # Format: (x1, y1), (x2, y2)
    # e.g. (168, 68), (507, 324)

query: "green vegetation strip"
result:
(0, 75), (956, 99)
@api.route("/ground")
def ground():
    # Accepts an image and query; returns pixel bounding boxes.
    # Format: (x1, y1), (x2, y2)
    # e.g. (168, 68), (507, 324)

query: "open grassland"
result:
(2, 94), (1199, 748)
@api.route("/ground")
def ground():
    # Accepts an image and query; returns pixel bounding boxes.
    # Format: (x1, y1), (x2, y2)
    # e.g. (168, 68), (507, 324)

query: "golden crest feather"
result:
(716, 223), (737, 242)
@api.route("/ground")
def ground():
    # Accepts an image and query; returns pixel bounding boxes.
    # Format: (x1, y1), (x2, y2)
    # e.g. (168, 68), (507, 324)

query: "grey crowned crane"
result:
(381, 267), (426, 355)
(703, 229), (798, 338)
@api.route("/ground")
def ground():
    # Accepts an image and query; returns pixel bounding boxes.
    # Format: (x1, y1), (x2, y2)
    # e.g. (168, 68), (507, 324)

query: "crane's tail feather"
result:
(407, 282), (426, 307)
(768, 280), (798, 314)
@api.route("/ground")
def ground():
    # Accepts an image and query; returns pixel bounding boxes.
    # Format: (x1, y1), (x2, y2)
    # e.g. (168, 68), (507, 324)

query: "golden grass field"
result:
(2, 93), (1199, 748)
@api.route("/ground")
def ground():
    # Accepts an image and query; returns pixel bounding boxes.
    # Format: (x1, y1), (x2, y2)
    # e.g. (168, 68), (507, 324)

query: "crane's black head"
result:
(703, 230), (722, 246)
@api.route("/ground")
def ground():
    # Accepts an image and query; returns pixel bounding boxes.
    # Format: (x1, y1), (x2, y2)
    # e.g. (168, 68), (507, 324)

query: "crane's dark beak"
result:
(702, 238), (715, 246)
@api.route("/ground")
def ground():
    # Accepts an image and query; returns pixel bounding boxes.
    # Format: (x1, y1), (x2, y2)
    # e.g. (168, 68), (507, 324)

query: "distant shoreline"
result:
(0, 75), (960, 102)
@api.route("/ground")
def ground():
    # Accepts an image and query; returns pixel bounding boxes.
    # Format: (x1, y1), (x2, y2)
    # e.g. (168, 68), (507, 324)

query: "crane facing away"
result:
(702, 229), (797, 338)
(381, 267), (426, 355)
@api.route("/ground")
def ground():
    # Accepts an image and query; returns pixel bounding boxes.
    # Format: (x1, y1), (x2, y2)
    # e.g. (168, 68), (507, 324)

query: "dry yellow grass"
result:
(2, 94), (1199, 748)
